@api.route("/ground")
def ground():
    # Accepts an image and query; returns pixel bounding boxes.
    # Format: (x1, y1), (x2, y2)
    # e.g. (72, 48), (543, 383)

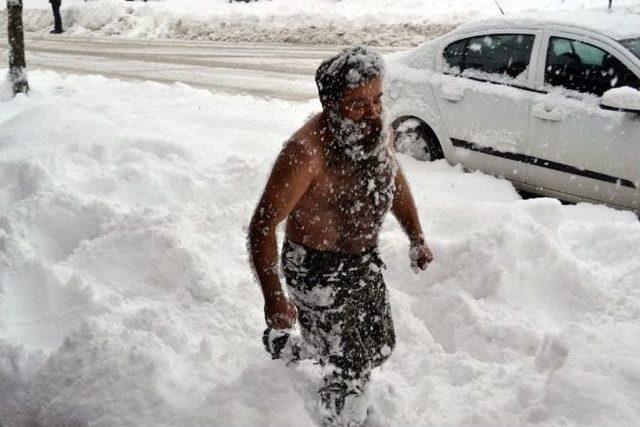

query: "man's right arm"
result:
(248, 138), (320, 329)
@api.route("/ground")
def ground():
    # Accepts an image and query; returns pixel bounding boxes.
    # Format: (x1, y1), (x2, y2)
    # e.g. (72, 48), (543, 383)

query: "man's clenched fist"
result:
(410, 242), (434, 272)
(264, 292), (298, 329)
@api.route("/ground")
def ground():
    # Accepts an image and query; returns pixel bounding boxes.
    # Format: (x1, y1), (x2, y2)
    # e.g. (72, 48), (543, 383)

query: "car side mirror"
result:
(601, 87), (640, 113)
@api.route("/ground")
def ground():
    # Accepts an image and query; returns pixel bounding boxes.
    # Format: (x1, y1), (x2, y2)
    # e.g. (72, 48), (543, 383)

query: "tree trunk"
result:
(7, 0), (29, 95)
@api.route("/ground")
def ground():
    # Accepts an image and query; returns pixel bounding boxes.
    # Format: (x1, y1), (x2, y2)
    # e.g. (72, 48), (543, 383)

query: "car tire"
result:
(393, 118), (443, 162)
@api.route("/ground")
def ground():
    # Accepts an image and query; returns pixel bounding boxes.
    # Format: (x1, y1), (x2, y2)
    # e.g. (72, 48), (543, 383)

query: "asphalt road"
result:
(0, 34), (404, 100)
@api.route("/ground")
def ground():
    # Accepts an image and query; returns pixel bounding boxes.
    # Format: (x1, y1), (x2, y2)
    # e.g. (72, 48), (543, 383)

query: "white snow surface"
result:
(1, 70), (640, 426)
(4, 0), (640, 45)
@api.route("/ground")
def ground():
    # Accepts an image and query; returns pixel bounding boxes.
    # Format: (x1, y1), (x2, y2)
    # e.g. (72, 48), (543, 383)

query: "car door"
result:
(433, 31), (542, 183)
(526, 32), (640, 210)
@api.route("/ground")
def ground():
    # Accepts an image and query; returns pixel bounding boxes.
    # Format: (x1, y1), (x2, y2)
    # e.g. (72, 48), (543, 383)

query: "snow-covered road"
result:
(0, 35), (403, 99)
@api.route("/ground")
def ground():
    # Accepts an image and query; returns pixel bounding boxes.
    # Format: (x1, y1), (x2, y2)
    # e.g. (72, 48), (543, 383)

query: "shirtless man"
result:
(248, 46), (433, 426)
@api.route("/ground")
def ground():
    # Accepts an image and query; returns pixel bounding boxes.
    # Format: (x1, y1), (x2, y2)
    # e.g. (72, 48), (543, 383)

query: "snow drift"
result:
(5, 0), (640, 46)
(0, 70), (639, 426)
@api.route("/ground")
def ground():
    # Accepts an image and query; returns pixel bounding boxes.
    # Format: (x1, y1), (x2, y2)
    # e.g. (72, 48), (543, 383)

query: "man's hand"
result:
(410, 242), (434, 272)
(264, 292), (298, 329)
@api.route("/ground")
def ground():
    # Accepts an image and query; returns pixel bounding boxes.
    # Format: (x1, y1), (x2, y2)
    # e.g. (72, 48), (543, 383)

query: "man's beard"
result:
(327, 109), (387, 162)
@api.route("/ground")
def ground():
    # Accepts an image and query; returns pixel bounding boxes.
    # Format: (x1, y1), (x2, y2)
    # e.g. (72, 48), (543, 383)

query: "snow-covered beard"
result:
(325, 106), (398, 223)
(327, 108), (388, 162)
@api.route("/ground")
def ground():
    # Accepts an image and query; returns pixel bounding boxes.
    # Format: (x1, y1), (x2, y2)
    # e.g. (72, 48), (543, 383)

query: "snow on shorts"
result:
(281, 238), (395, 376)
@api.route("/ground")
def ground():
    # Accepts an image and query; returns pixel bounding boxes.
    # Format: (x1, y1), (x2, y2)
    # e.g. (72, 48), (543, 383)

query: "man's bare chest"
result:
(310, 159), (395, 215)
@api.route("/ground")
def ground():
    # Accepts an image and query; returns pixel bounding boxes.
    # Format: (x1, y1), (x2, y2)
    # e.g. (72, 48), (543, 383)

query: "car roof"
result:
(454, 10), (640, 41)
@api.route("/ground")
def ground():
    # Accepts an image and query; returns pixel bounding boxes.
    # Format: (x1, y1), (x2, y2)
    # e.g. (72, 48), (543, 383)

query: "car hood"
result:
(386, 36), (442, 71)
(384, 37), (442, 89)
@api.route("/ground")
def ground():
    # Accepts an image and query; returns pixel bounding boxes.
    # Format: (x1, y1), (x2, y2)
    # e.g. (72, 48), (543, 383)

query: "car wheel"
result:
(393, 118), (443, 162)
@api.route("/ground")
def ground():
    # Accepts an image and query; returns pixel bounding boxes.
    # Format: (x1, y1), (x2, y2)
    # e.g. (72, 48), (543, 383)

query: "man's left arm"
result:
(390, 163), (434, 271)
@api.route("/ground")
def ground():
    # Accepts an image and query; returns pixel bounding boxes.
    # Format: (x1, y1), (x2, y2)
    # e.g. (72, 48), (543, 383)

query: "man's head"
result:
(315, 46), (386, 159)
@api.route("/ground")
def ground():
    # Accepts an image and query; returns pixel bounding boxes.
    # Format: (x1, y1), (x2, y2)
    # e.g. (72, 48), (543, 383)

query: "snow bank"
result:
(4, 0), (640, 46)
(1, 70), (639, 426)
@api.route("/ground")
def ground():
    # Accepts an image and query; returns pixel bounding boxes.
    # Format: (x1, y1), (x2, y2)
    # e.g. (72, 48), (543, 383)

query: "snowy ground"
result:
(1, 70), (639, 426)
(3, 0), (640, 46)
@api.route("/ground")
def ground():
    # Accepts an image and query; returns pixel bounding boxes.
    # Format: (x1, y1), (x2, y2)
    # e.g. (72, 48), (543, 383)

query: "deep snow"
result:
(4, 0), (640, 45)
(0, 70), (639, 426)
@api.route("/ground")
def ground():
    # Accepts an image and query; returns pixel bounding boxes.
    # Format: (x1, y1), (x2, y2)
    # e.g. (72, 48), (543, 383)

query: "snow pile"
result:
(3, 0), (640, 45)
(1, 70), (640, 426)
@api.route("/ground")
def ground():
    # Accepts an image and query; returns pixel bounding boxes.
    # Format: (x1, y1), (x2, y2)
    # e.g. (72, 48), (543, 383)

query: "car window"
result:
(443, 39), (467, 72)
(551, 38), (572, 57)
(573, 42), (606, 66)
(443, 34), (535, 81)
(545, 37), (640, 96)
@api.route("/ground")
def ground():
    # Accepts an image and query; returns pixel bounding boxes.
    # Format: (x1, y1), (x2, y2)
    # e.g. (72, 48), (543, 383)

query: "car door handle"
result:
(532, 103), (563, 122)
(441, 82), (465, 103)
(442, 91), (463, 103)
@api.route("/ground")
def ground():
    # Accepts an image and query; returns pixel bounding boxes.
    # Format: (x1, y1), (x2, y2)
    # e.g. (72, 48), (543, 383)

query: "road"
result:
(0, 35), (404, 100)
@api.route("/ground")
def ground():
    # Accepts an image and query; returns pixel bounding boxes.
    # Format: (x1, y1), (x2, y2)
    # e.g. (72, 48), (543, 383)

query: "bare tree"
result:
(6, 0), (29, 95)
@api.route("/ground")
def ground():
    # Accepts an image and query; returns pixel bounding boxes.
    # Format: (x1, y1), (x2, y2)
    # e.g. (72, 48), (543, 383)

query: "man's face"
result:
(338, 77), (383, 124)
(327, 77), (385, 156)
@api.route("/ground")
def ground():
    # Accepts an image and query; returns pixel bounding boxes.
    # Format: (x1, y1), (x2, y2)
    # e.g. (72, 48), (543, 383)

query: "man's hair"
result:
(315, 45), (384, 106)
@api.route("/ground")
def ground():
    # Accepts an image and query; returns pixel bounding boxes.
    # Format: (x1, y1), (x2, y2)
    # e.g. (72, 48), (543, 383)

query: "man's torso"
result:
(285, 114), (396, 254)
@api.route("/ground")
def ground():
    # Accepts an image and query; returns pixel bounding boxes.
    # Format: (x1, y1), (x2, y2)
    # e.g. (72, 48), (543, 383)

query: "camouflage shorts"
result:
(281, 239), (395, 425)
(281, 238), (395, 372)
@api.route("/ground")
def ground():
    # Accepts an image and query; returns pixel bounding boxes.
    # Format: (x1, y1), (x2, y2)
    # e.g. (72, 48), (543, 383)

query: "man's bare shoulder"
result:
(280, 113), (325, 172)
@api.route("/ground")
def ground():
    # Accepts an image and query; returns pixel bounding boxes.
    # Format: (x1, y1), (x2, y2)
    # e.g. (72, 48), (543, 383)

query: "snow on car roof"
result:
(455, 10), (640, 41)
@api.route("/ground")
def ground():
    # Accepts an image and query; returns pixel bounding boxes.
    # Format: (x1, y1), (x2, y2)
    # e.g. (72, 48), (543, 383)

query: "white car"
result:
(386, 11), (640, 213)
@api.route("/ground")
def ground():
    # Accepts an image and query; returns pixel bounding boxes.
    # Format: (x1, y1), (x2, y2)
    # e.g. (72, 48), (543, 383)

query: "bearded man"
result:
(248, 46), (434, 426)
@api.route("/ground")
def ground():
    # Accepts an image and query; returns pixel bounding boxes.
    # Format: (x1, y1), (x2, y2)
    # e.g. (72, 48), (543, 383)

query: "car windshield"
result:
(620, 37), (640, 60)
